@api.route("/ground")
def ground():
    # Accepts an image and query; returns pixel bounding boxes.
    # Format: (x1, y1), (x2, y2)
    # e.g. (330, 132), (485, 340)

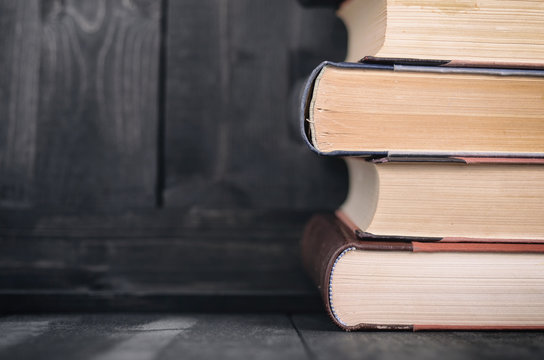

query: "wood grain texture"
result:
(2, 314), (544, 360)
(0, 209), (321, 312)
(0, 314), (308, 360)
(0, 0), (40, 208)
(34, 0), (160, 209)
(157, 314), (307, 360)
(164, 0), (347, 210)
(0, 0), (346, 308)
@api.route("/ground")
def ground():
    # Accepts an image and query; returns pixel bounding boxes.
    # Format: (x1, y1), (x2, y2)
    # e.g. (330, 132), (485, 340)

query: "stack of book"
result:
(299, 0), (544, 330)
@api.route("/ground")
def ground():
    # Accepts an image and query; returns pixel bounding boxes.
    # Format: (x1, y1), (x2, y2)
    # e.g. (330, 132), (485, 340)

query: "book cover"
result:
(301, 214), (544, 331)
(300, 60), (544, 159)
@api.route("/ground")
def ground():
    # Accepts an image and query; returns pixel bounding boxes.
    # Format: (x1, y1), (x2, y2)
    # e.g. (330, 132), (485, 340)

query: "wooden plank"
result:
(0, 207), (313, 236)
(292, 314), (544, 360)
(0, 209), (321, 312)
(0, 0), (40, 208)
(5, 314), (544, 360)
(0, 315), (184, 360)
(0, 314), (308, 360)
(163, 0), (223, 207)
(0, 293), (321, 314)
(0, 0), (346, 311)
(157, 314), (307, 360)
(33, 0), (160, 209)
(0, 316), (50, 350)
(164, 0), (347, 210)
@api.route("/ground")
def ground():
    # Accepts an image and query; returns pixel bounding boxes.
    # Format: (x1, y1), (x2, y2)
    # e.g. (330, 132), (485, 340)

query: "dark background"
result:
(0, 0), (347, 312)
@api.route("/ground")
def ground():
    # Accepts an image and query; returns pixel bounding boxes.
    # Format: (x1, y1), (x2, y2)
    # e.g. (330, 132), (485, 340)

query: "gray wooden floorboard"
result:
(292, 314), (544, 360)
(5, 313), (544, 360)
(0, 314), (308, 360)
(156, 314), (307, 360)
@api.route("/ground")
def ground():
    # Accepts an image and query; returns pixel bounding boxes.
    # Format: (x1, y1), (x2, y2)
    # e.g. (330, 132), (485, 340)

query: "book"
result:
(338, 0), (544, 64)
(339, 157), (544, 242)
(301, 213), (544, 330)
(299, 0), (544, 332)
(301, 60), (544, 157)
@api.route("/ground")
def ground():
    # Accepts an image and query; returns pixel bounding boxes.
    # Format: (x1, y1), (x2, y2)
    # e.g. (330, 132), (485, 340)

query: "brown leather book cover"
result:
(301, 214), (415, 331)
(301, 213), (544, 331)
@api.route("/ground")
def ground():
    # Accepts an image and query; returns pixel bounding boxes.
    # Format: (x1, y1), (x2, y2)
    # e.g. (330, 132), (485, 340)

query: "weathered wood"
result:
(0, 209), (322, 312)
(0, 315), (54, 351)
(0, 208), (313, 237)
(0, 0), (40, 208)
(0, 293), (322, 314)
(158, 314), (307, 360)
(3, 314), (544, 360)
(163, 0), (223, 208)
(0, 314), (308, 360)
(164, 0), (347, 210)
(0, 0), (347, 310)
(0, 315), (192, 360)
(33, 0), (160, 209)
(293, 314), (544, 360)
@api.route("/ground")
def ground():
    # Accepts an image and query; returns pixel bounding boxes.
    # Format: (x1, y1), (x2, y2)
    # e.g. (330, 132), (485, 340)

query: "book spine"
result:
(301, 214), (413, 331)
(298, 61), (389, 158)
(301, 214), (351, 302)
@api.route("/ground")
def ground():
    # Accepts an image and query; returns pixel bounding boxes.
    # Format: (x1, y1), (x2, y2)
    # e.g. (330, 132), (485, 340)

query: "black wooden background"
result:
(0, 0), (347, 312)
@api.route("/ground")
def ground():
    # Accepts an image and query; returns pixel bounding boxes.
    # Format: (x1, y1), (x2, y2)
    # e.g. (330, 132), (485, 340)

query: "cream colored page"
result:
(332, 250), (544, 326)
(311, 67), (544, 153)
(338, 0), (544, 63)
(366, 163), (544, 239)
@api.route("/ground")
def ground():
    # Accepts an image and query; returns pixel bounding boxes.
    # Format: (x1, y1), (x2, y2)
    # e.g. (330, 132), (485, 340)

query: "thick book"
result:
(339, 157), (544, 242)
(301, 214), (544, 331)
(337, 0), (544, 64)
(301, 60), (544, 158)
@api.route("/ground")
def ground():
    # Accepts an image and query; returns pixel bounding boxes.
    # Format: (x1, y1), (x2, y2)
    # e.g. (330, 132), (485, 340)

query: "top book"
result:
(338, 0), (544, 64)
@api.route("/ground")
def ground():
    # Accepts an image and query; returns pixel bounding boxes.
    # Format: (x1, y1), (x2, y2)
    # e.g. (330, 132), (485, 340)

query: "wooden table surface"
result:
(1, 313), (544, 360)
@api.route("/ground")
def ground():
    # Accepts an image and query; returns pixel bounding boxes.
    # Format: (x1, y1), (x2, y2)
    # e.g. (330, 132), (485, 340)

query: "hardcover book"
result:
(301, 60), (544, 158)
(337, 0), (544, 64)
(301, 214), (544, 330)
(299, 0), (544, 332)
(339, 157), (544, 242)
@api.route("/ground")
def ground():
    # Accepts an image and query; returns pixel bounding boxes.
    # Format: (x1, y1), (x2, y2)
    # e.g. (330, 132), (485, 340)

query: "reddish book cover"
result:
(301, 214), (544, 331)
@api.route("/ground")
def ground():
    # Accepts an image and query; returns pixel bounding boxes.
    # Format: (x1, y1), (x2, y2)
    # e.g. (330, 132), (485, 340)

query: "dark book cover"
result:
(300, 59), (544, 159)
